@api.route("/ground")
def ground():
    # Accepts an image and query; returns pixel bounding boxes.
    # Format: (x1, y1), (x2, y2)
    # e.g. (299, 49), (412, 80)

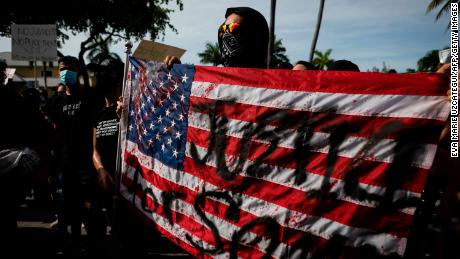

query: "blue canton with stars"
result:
(127, 57), (193, 169)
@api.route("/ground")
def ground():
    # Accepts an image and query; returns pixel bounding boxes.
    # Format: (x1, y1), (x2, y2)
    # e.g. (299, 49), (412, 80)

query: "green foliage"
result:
(417, 50), (439, 72)
(270, 37), (290, 68)
(368, 62), (391, 73)
(1, 0), (183, 41)
(198, 36), (290, 67)
(87, 36), (121, 64)
(427, 0), (452, 21)
(198, 42), (222, 66)
(1, 0), (184, 86)
(312, 49), (333, 70)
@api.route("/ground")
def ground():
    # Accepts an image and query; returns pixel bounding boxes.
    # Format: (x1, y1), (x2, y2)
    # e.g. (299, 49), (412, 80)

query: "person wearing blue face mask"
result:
(46, 55), (103, 254)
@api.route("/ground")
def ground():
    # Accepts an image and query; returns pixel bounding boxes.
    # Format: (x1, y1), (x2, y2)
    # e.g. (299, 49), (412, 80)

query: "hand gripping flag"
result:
(120, 57), (450, 258)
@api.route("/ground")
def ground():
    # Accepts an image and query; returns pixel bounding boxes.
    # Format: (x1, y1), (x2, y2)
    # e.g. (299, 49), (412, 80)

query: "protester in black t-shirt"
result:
(48, 56), (101, 252)
(87, 58), (123, 255)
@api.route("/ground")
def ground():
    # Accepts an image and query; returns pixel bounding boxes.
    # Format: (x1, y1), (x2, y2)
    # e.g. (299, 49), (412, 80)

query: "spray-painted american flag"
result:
(120, 57), (449, 258)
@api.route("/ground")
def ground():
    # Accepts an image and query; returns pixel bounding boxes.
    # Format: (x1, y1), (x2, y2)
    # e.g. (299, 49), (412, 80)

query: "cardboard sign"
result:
(133, 40), (185, 63)
(11, 24), (57, 61)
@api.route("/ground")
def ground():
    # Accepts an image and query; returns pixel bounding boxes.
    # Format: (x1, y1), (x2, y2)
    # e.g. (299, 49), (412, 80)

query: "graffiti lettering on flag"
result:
(120, 57), (450, 258)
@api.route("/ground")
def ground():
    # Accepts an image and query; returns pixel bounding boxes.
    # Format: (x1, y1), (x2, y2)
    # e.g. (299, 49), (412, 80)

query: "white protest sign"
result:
(11, 24), (57, 61)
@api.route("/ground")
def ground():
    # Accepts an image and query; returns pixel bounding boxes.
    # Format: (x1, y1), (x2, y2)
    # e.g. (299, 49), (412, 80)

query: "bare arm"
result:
(92, 128), (113, 192)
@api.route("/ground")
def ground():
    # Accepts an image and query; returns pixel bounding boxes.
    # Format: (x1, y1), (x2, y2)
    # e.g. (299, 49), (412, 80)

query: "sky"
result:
(0, 0), (451, 72)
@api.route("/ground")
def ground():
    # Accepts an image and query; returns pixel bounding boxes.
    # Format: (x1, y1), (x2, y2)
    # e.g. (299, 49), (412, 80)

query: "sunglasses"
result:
(221, 22), (240, 33)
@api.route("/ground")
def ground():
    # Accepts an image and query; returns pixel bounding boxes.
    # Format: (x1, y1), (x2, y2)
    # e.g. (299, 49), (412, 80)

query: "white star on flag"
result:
(156, 133), (161, 140)
(148, 139), (153, 146)
(180, 94), (185, 102)
(178, 114), (184, 121)
(172, 102), (178, 110)
(161, 144), (165, 152)
(167, 138), (172, 146)
(175, 131), (181, 140)
(167, 72), (172, 80)
(171, 120), (176, 128)
(181, 73), (188, 83)
(172, 149), (178, 158)
(149, 122), (154, 129)
(157, 115), (163, 124)
(165, 109), (171, 117)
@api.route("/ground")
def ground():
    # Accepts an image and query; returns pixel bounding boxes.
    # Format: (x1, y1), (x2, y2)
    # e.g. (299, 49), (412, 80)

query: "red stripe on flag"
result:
(186, 126), (429, 193)
(190, 96), (446, 143)
(194, 66), (448, 96)
(121, 171), (280, 258)
(181, 155), (412, 238)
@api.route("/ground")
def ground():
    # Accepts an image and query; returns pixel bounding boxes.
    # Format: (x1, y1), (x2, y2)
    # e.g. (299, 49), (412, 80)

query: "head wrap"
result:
(218, 7), (269, 68)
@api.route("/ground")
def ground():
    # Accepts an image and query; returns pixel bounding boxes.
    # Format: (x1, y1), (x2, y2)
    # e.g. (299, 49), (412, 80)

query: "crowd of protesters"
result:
(0, 5), (458, 259)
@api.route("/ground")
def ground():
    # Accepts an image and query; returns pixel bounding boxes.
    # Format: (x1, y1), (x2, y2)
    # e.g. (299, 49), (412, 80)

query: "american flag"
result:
(120, 57), (450, 258)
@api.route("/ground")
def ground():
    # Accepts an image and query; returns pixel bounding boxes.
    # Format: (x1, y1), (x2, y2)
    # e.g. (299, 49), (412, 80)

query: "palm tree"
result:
(427, 0), (453, 21)
(197, 42), (222, 66)
(87, 36), (122, 65)
(309, 0), (326, 62)
(270, 37), (290, 68)
(198, 37), (290, 67)
(417, 50), (439, 72)
(312, 49), (333, 70)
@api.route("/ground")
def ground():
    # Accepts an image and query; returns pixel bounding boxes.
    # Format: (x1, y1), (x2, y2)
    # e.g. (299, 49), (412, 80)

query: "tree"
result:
(309, 0), (326, 62)
(198, 36), (290, 67)
(87, 36), (122, 65)
(427, 0), (453, 21)
(1, 0), (184, 86)
(417, 50), (439, 72)
(198, 42), (222, 66)
(270, 37), (290, 68)
(312, 49), (333, 70)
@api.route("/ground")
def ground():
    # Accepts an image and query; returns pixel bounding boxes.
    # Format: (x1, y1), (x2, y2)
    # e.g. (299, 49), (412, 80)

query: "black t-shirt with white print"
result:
(93, 105), (119, 176)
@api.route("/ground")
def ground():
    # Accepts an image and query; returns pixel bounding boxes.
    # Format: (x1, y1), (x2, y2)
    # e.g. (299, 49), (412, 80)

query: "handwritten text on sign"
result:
(11, 24), (57, 61)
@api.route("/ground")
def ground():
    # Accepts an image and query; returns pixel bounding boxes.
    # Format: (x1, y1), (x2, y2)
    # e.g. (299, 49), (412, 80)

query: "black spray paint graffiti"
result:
(125, 99), (435, 258)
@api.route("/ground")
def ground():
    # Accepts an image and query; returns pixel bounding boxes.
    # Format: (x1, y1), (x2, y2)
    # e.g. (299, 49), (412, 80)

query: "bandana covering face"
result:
(219, 22), (247, 67)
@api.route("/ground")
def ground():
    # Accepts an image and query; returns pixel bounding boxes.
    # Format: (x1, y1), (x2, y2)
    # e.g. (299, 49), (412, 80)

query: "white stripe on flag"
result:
(191, 82), (450, 120)
(124, 140), (407, 256)
(186, 143), (419, 215)
(122, 164), (289, 258)
(120, 181), (218, 255)
(188, 111), (438, 169)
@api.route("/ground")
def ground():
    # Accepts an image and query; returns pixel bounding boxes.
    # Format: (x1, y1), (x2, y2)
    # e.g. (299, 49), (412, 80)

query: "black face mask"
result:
(220, 30), (244, 67)
(219, 22), (253, 67)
